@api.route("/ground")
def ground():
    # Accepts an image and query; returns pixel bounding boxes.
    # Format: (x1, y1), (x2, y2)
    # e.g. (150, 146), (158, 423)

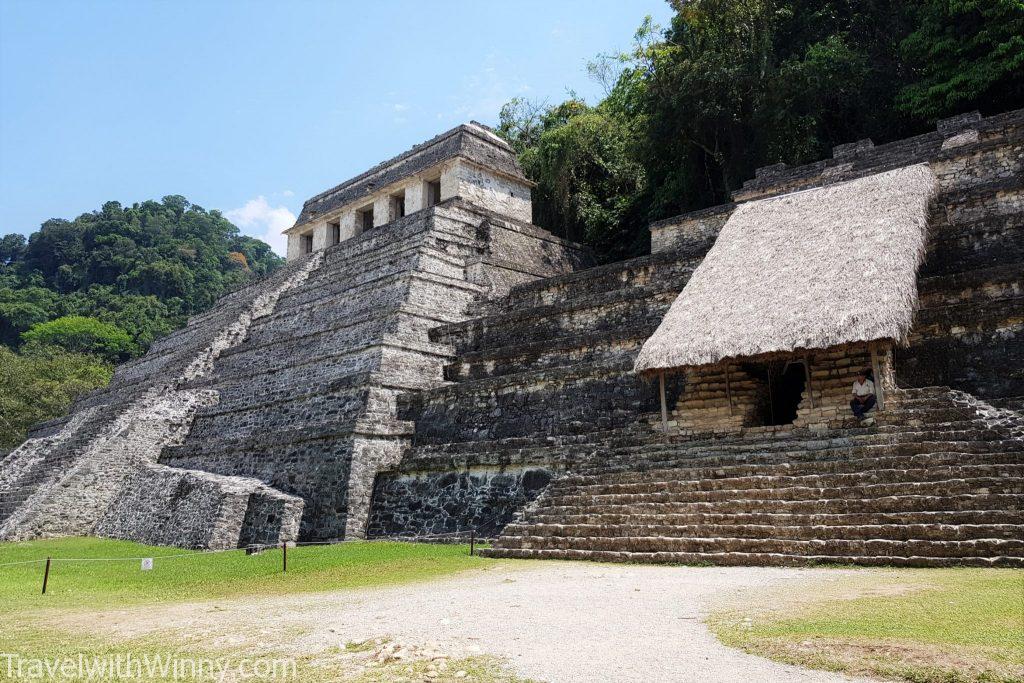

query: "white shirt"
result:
(851, 378), (875, 397)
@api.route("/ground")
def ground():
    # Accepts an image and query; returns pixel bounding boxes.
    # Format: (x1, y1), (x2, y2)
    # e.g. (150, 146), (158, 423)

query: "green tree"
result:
(0, 283), (59, 347)
(517, 108), (648, 261)
(899, 0), (1024, 119)
(21, 316), (136, 361)
(0, 194), (283, 357)
(0, 345), (112, 452)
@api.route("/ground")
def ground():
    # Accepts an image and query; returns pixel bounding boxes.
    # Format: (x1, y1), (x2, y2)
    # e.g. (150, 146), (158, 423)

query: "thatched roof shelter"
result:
(634, 164), (938, 374)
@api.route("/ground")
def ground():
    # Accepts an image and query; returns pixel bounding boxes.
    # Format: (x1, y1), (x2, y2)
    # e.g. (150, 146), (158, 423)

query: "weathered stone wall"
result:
(94, 463), (302, 550)
(671, 364), (762, 433)
(448, 159), (532, 224)
(793, 344), (893, 429)
(367, 466), (553, 538)
(649, 204), (734, 255)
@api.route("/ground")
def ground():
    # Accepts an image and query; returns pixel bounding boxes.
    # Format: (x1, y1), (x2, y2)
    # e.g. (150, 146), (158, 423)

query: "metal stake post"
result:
(282, 542), (287, 573)
(724, 364), (734, 416)
(659, 371), (669, 434)
(803, 355), (815, 409)
(870, 342), (886, 411)
(42, 557), (51, 595)
(470, 530), (475, 556)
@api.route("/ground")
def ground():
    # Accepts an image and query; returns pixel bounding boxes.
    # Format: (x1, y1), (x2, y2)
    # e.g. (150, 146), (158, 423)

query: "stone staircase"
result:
(157, 198), (586, 541)
(367, 250), (702, 537)
(482, 387), (1024, 566)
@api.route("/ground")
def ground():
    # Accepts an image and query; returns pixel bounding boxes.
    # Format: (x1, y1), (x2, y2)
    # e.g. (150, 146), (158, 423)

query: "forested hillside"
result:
(499, 0), (1024, 263)
(0, 195), (283, 449)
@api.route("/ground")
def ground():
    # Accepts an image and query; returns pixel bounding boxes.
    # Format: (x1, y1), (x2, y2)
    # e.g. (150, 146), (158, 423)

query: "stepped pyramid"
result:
(2, 112), (1021, 564)
(0, 123), (589, 547)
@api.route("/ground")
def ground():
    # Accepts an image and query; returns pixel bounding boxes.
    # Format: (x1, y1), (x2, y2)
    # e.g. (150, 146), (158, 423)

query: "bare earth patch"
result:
(42, 561), (873, 683)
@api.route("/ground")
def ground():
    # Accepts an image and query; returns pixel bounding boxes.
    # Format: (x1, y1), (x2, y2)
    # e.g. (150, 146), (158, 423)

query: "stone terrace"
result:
(369, 109), (1024, 567)
(483, 388), (1024, 567)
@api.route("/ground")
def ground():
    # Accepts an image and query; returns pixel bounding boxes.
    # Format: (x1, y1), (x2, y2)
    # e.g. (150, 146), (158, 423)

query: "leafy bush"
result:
(21, 316), (136, 361)
(0, 345), (112, 452)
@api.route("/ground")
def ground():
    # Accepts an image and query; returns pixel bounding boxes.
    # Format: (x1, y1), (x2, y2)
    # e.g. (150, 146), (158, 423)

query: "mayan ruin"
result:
(0, 107), (1021, 570)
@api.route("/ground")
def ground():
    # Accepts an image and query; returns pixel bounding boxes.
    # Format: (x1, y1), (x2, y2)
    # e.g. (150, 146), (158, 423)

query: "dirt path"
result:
(58, 561), (874, 682)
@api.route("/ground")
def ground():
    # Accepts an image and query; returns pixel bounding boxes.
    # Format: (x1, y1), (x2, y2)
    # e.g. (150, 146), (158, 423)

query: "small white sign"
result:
(140, 558), (153, 571)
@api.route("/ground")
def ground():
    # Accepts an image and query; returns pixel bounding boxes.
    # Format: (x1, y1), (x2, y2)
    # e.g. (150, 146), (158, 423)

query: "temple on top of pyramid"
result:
(284, 122), (534, 260)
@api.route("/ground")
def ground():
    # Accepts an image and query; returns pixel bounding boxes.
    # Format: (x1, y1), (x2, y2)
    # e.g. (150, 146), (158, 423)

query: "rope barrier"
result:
(0, 545), (251, 568)
(0, 559), (48, 567)
(0, 532), (485, 572)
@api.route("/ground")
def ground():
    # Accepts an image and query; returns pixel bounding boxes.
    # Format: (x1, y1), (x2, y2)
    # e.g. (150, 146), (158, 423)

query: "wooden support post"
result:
(767, 364), (775, 425)
(659, 371), (669, 434)
(803, 355), (814, 409)
(42, 557), (51, 595)
(724, 364), (734, 416)
(871, 342), (885, 411)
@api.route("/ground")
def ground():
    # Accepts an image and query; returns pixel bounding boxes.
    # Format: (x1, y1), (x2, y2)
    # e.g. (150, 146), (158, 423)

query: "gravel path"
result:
(63, 561), (873, 682)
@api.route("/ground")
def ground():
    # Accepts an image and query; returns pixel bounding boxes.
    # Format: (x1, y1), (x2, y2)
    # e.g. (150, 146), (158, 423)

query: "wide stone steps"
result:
(541, 477), (1022, 507)
(528, 492), (1021, 516)
(487, 534), (1024, 562)
(568, 448), (1022, 488)
(580, 432), (1012, 477)
(524, 508), (1024, 529)
(401, 420), (1011, 474)
(499, 521), (1023, 542)
(548, 463), (1024, 497)
(480, 547), (1023, 568)
(484, 389), (1024, 567)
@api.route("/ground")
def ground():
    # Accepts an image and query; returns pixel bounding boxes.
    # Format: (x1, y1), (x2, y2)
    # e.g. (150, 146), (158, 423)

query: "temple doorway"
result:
(744, 360), (807, 426)
(766, 361), (807, 425)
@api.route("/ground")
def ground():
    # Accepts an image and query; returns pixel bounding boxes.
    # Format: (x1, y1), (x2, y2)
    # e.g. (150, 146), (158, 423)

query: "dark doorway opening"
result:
(767, 361), (807, 425)
(744, 361), (808, 426)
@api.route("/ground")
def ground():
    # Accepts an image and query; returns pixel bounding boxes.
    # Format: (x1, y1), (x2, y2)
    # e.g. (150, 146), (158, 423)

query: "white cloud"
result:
(281, 189), (295, 198)
(225, 196), (295, 257)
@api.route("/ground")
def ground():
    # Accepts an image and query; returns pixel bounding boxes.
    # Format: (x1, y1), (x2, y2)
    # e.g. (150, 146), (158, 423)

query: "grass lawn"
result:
(710, 568), (1024, 683)
(0, 536), (490, 610)
(1, 536), (520, 682)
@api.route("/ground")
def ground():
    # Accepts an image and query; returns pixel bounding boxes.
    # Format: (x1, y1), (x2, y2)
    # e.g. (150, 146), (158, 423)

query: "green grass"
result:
(711, 568), (1024, 683)
(0, 536), (491, 611)
(0, 537), (515, 682)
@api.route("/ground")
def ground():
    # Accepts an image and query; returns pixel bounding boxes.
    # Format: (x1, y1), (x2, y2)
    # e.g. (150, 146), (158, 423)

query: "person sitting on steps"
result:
(850, 369), (876, 422)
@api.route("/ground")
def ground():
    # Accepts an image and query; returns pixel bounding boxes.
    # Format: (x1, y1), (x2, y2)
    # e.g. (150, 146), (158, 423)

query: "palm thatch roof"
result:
(634, 164), (938, 373)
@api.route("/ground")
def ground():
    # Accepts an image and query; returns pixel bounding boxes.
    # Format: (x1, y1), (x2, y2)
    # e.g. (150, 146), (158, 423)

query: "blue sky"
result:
(0, 0), (673, 254)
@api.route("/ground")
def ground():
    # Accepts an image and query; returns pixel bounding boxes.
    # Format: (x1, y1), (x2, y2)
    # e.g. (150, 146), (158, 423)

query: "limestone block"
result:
(372, 195), (390, 228)
(405, 179), (427, 213)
